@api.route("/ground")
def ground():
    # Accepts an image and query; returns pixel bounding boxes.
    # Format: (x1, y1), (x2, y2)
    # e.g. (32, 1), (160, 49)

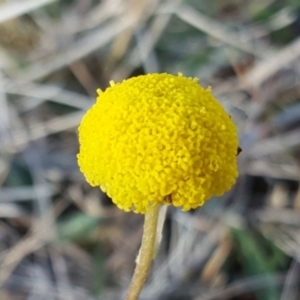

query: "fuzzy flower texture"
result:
(78, 73), (239, 213)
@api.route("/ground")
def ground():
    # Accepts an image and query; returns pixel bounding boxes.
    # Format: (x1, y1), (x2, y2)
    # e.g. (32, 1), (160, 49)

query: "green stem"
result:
(125, 205), (159, 300)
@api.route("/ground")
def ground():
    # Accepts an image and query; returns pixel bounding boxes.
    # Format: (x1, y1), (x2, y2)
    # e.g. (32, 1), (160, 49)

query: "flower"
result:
(77, 73), (239, 213)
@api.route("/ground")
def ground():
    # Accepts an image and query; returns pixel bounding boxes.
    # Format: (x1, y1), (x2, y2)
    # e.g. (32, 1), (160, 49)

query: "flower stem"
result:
(125, 205), (159, 300)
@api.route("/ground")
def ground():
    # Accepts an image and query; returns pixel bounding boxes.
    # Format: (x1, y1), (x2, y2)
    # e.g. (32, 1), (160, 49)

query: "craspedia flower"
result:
(78, 73), (239, 213)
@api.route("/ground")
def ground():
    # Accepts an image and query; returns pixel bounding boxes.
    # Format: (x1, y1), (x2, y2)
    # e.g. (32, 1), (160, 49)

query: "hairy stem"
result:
(125, 205), (159, 300)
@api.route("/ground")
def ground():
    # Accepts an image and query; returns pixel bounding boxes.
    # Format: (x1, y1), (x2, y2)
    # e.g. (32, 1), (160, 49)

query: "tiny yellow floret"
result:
(77, 73), (239, 213)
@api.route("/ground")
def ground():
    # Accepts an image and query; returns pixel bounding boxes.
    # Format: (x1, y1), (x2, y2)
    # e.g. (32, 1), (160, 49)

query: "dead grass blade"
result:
(243, 36), (300, 89)
(176, 5), (272, 58)
(0, 184), (53, 202)
(111, 0), (182, 81)
(247, 128), (300, 158)
(280, 258), (300, 300)
(15, 20), (132, 81)
(199, 273), (286, 300)
(0, 215), (55, 288)
(245, 160), (300, 181)
(0, 0), (57, 24)
(0, 111), (83, 153)
(5, 82), (92, 110)
(109, 0), (159, 62)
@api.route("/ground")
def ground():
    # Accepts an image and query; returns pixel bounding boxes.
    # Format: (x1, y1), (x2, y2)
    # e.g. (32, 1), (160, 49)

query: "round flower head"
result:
(78, 73), (239, 213)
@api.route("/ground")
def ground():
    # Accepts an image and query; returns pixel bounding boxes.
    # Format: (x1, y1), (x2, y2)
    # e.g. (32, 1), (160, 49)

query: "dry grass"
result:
(0, 0), (300, 299)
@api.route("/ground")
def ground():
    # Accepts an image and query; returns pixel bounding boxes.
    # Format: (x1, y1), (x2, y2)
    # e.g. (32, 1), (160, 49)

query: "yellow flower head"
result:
(78, 73), (239, 213)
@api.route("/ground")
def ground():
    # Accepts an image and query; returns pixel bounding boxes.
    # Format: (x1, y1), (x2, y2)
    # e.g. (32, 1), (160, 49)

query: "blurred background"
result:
(0, 0), (300, 299)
